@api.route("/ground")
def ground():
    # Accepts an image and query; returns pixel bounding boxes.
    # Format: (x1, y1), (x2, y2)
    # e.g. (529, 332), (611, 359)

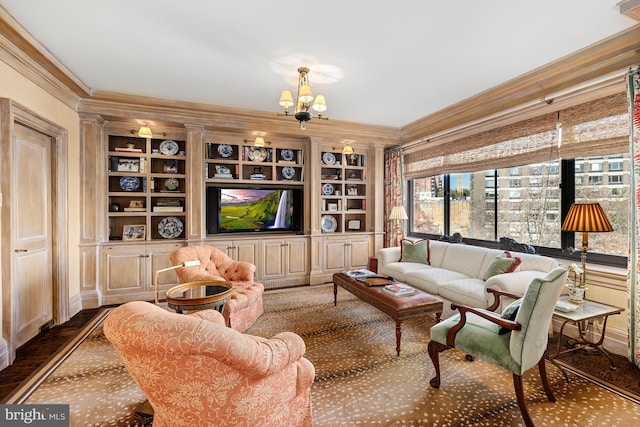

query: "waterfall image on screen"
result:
(219, 189), (292, 231)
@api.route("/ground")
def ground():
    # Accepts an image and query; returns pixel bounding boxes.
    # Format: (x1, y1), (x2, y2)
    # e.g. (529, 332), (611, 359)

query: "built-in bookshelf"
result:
(319, 150), (367, 233)
(204, 141), (304, 184)
(107, 135), (187, 241)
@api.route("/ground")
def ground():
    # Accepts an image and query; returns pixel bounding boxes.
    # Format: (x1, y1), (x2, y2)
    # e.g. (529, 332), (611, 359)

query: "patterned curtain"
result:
(384, 147), (404, 247)
(625, 70), (640, 367)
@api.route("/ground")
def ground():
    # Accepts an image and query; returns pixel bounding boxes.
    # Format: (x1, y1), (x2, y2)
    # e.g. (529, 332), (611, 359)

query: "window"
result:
(408, 152), (629, 261)
(609, 161), (623, 171)
(609, 175), (623, 184)
(589, 162), (603, 172)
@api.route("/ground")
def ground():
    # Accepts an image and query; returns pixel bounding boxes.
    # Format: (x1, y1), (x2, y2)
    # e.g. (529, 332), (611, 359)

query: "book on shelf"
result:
(155, 199), (181, 206)
(114, 147), (143, 153)
(214, 173), (234, 179)
(343, 269), (377, 279)
(153, 206), (184, 212)
(382, 283), (417, 296)
(123, 207), (146, 212)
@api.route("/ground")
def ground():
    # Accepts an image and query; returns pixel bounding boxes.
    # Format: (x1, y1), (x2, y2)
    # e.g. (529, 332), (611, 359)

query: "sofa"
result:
(376, 239), (559, 318)
(170, 245), (264, 332)
(104, 301), (315, 427)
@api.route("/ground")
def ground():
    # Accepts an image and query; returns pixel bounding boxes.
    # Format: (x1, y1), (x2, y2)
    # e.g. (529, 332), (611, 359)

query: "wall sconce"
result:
(153, 260), (201, 305)
(244, 137), (271, 147)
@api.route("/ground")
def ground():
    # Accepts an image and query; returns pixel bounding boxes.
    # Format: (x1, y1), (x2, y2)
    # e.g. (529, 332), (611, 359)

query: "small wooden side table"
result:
(549, 295), (623, 377)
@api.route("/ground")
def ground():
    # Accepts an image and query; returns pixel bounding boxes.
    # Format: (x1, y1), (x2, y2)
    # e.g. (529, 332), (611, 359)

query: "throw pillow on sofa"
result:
(483, 251), (522, 281)
(399, 239), (430, 264)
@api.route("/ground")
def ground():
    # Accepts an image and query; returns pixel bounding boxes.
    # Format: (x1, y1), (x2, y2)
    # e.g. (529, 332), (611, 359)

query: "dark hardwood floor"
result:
(0, 307), (103, 402)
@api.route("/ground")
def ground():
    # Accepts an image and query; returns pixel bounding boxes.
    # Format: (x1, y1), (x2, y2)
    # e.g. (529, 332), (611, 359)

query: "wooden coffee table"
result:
(333, 273), (443, 356)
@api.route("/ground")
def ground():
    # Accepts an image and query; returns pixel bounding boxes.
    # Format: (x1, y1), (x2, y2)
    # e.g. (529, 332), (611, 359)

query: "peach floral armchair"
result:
(104, 301), (315, 427)
(170, 245), (264, 332)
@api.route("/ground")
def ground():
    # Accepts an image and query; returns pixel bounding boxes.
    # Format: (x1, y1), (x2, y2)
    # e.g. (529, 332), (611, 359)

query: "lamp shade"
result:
(254, 137), (265, 147)
(138, 126), (153, 138)
(561, 203), (613, 232)
(343, 145), (354, 155)
(312, 95), (327, 113)
(298, 85), (314, 103)
(389, 205), (408, 221)
(279, 90), (294, 107)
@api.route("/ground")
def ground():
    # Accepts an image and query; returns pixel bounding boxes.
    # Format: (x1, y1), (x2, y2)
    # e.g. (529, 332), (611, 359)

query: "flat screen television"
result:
(206, 185), (304, 234)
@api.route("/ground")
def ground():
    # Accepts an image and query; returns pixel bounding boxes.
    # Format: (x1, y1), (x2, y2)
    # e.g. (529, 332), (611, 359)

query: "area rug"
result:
(7, 284), (640, 426)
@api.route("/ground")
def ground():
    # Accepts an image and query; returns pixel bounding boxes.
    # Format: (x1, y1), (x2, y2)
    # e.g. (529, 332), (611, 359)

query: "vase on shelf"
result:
(566, 283), (587, 304)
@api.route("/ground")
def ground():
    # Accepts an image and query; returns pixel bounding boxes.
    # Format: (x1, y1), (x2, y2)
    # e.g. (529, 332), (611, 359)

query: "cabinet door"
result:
(148, 243), (184, 292)
(261, 239), (286, 280)
(348, 237), (371, 269)
(323, 238), (348, 271)
(235, 240), (258, 265)
(286, 238), (309, 276)
(103, 245), (146, 293)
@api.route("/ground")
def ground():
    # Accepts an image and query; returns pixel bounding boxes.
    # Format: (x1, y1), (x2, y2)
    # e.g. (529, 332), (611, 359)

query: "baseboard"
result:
(552, 317), (629, 358)
(0, 338), (9, 370)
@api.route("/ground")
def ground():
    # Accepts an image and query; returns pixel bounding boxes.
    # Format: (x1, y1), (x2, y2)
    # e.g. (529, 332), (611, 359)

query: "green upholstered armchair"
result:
(427, 266), (569, 427)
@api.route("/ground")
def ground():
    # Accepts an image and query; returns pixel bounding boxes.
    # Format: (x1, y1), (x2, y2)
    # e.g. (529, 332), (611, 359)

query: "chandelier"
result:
(278, 67), (328, 130)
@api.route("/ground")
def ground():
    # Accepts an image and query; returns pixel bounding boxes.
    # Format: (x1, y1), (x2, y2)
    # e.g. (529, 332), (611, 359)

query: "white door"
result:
(12, 123), (53, 348)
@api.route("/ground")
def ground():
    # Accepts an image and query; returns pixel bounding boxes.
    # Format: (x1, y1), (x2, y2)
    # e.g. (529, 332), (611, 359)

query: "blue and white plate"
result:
(321, 215), (338, 233)
(322, 152), (336, 165)
(282, 166), (295, 180)
(248, 147), (268, 162)
(119, 176), (140, 191)
(281, 149), (295, 161)
(158, 216), (184, 239)
(218, 144), (233, 157)
(159, 140), (179, 155)
(322, 183), (334, 195)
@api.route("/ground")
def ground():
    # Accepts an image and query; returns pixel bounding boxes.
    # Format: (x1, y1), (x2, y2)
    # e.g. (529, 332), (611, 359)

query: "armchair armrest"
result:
(486, 288), (523, 312)
(446, 304), (522, 347)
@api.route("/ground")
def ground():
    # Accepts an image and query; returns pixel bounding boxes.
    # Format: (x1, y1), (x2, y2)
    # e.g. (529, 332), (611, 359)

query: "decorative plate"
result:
(218, 144), (233, 158)
(322, 183), (334, 195)
(159, 140), (179, 155)
(321, 215), (338, 233)
(248, 147), (268, 162)
(322, 152), (336, 165)
(119, 176), (140, 191)
(281, 149), (295, 161)
(158, 216), (184, 239)
(165, 178), (179, 191)
(282, 166), (295, 180)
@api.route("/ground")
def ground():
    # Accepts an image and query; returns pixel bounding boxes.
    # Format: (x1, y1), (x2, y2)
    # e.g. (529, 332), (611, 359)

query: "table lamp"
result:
(154, 260), (201, 305)
(561, 202), (613, 287)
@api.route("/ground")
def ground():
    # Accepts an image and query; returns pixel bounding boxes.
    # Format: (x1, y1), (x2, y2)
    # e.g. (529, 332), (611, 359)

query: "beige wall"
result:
(0, 60), (82, 335)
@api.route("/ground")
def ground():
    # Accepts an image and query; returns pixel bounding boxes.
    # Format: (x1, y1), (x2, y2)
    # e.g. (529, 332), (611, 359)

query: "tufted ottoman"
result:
(169, 245), (264, 332)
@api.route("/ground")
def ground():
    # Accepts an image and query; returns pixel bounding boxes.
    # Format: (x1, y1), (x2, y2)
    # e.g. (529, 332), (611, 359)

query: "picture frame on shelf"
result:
(328, 203), (338, 212)
(122, 224), (146, 241)
(117, 157), (140, 172)
(347, 185), (358, 196)
(129, 200), (144, 208)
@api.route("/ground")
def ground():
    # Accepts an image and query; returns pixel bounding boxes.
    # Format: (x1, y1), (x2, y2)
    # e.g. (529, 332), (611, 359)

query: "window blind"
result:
(404, 93), (628, 179)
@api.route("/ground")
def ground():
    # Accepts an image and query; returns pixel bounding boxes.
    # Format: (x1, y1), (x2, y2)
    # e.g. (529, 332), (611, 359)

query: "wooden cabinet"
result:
(101, 242), (184, 305)
(205, 239), (259, 266)
(320, 150), (367, 234)
(322, 235), (372, 273)
(260, 237), (309, 289)
(107, 134), (188, 242)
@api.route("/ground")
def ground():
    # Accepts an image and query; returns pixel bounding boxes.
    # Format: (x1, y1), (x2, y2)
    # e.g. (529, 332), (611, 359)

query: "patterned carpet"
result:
(8, 285), (640, 426)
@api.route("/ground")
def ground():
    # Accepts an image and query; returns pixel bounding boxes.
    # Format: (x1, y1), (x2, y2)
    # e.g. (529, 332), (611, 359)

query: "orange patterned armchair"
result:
(104, 301), (315, 427)
(170, 245), (264, 332)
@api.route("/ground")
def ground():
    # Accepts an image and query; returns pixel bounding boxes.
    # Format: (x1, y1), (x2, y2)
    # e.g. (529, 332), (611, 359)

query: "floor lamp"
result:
(561, 202), (613, 289)
(154, 260), (201, 305)
(389, 205), (408, 245)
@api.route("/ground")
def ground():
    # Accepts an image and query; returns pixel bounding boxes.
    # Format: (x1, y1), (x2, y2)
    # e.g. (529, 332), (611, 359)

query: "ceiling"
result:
(0, 1), (636, 128)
